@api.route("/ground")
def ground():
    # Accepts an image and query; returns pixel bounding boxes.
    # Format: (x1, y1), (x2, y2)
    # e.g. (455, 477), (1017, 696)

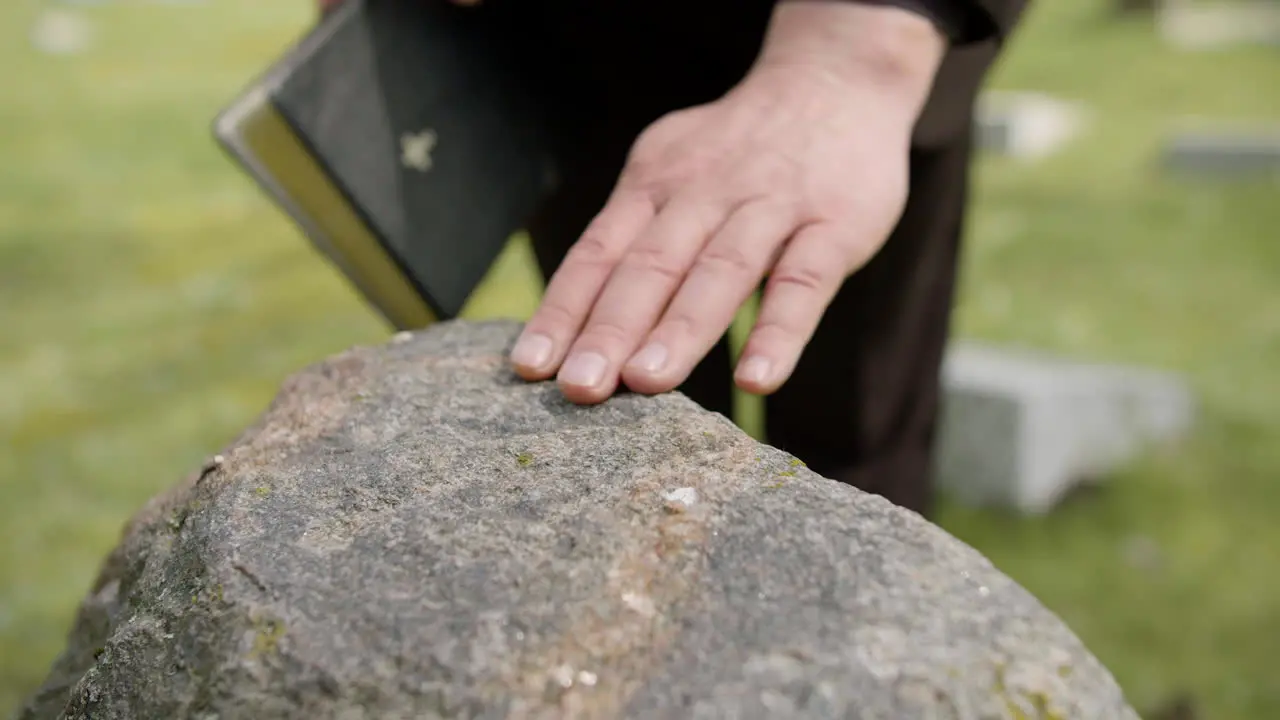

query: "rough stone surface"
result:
(20, 320), (1139, 720)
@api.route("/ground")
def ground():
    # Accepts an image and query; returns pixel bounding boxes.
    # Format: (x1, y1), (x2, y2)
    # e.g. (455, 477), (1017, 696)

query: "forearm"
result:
(753, 1), (948, 120)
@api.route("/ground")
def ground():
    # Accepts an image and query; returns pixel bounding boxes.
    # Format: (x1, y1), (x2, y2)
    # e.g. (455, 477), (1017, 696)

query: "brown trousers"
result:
(520, 4), (983, 518)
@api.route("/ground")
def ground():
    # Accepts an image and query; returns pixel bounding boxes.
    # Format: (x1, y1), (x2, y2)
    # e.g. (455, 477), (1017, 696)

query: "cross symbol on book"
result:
(400, 129), (437, 172)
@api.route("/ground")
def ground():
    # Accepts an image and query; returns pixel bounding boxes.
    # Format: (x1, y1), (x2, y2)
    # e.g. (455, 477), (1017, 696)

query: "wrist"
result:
(752, 1), (947, 121)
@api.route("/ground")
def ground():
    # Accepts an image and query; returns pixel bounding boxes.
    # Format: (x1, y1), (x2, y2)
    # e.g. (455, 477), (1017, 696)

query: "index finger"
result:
(508, 187), (657, 380)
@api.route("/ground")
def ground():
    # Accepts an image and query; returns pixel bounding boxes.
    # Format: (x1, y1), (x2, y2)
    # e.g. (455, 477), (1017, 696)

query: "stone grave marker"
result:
(19, 320), (1140, 720)
(935, 341), (1196, 515)
(1160, 124), (1280, 180)
(974, 91), (1087, 161)
(1157, 0), (1280, 50)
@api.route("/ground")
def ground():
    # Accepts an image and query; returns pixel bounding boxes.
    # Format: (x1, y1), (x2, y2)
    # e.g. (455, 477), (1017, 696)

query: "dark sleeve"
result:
(828, 0), (1029, 45)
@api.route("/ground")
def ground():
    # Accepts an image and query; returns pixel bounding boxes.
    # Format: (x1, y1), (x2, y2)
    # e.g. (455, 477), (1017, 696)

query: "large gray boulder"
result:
(19, 320), (1138, 720)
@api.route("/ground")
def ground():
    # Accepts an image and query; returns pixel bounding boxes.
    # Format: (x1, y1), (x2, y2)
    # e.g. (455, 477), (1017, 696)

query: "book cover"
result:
(213, 0), (559, 330)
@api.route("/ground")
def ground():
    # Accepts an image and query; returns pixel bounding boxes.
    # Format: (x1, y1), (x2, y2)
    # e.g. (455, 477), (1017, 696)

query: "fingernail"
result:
(510, 333), (553, 369)
(736, 356), (772, 387)
(560, 352), (608, 388)
(628, 343), (668, 374)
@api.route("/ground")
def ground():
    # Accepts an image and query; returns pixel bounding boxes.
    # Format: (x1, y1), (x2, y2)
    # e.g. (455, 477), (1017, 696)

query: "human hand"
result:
(508, 2), (946, 405)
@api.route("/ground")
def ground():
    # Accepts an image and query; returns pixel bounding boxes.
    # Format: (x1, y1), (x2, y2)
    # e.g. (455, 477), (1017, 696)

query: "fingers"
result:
(734, 222), (851, 395)
(508, 187), (657, 381)
(554, 193), (731, 404)
(620, 199), (794, 395)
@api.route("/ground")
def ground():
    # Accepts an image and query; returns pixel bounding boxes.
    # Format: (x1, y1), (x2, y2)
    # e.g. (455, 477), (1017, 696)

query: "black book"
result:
(213, 0), (559, 330)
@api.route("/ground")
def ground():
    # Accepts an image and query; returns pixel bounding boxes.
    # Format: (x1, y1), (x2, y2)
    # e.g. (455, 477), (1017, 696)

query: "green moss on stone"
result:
(166, 507), (189, 533)
(991, 662), (1067, 720)
(250, 615), (286, 658)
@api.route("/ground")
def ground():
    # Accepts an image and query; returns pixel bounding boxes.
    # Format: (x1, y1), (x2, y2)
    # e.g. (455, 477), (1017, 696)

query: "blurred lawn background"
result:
(2, 0), (1278, 717)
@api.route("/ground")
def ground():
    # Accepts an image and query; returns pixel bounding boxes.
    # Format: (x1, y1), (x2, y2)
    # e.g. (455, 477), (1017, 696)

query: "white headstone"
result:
(30, 9), (93, 56)
(1157, 0), (1280, 50)
(1161, 124), (1280, 179)
(975, 91), (1087, 161)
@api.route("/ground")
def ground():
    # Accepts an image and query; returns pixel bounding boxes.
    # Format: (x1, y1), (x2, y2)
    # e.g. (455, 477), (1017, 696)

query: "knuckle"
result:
(768, 263), (831, 293)
(693, 245), (757, 278)
(657, 311), (699, 340)
(619, 244), (686, 284)
(565, 232), (616, 268)
(623, 141), (666, 185)
(631, 112), (683, 154)
(624, 112), (705, 187)
(579, 318), (633, 347)
(749, 317), (808, 350)
(622, 154), (659, 188)
(531, 297), (581, 329)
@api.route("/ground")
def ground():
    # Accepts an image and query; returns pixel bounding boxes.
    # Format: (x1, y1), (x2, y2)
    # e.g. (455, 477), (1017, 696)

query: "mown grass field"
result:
(2, 0), (1278, 717)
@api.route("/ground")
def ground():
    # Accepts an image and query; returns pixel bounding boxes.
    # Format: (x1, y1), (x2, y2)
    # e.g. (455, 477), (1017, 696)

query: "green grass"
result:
(2, 0), (1278, 717)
